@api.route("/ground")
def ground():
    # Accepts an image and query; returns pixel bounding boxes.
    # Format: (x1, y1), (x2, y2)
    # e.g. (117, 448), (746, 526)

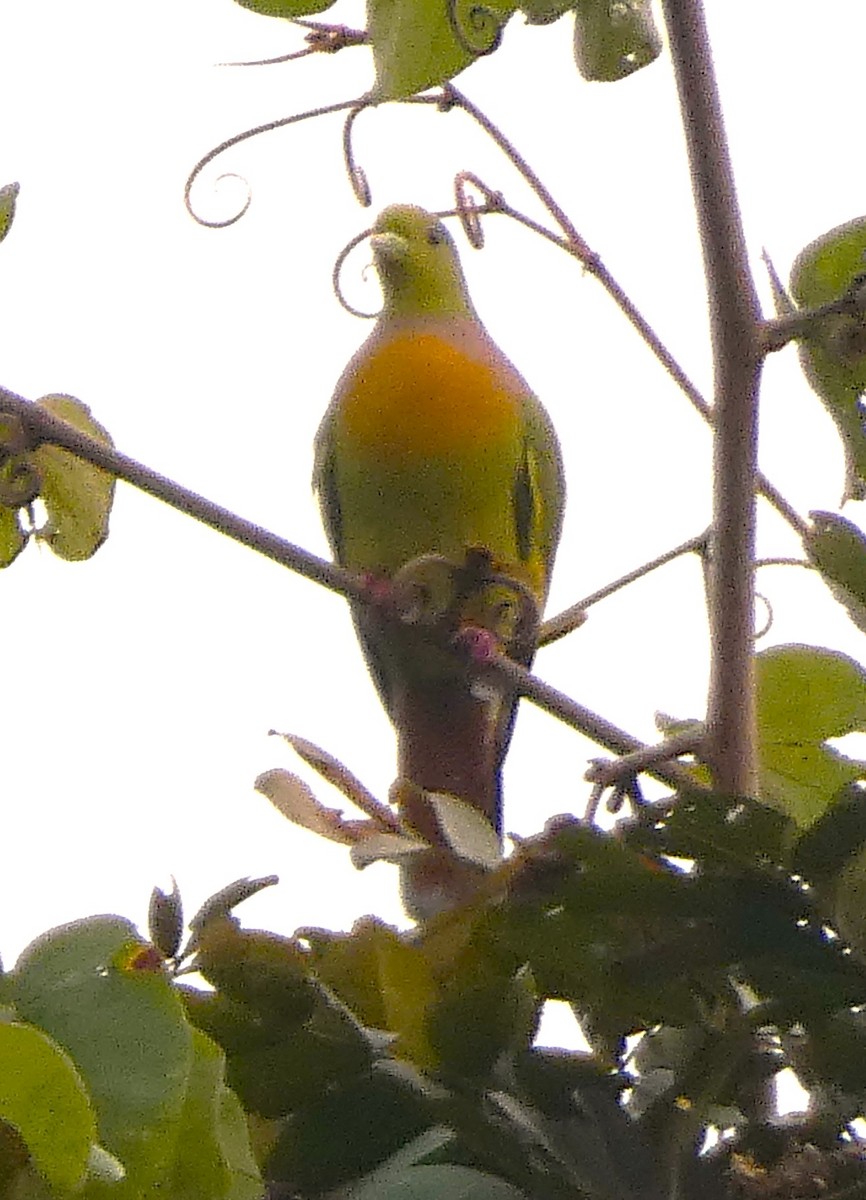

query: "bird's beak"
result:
(370, 231), (407, 263)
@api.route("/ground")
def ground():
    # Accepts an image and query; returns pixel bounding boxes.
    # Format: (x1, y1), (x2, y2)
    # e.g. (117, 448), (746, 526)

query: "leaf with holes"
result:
(33, 394), (116, 560)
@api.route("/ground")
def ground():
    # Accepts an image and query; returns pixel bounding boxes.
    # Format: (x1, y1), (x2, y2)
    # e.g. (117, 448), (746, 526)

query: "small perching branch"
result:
(540, 528), (710, 647)
(0, 385), (706, 793)
(0, 385), (359, 600)
(661, 0), (763, 796)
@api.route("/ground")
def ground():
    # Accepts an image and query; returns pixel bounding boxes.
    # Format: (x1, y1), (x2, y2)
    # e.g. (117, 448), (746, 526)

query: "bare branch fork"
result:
(0, 385), (701, 792)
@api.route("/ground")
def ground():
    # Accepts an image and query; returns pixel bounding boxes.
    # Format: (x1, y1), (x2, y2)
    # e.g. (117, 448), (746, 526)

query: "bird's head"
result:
(371, 204), (476, 320)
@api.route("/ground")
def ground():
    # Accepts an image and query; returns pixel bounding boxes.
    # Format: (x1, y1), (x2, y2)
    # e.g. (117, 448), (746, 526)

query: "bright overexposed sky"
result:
(1, 0), (865, 968)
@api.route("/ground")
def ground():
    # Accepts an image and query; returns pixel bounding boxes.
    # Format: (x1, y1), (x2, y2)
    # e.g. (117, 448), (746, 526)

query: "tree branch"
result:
(661, 0), (763, 796)
(0, 385), (359, 600)
(0, 385), (706, 792)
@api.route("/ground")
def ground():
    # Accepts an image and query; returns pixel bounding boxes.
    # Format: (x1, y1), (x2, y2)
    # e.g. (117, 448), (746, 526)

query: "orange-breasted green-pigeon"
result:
(314, 204), (565, 917)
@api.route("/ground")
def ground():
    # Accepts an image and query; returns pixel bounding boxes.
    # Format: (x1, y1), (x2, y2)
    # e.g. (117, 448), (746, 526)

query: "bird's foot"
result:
(452, 623), (502, 662)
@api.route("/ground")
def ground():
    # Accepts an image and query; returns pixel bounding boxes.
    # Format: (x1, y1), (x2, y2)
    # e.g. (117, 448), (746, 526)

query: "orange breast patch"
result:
(341, 332), (519, 457)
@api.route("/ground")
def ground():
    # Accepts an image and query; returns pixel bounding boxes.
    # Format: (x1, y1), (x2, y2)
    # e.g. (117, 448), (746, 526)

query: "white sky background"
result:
(0, 0), (865, 981)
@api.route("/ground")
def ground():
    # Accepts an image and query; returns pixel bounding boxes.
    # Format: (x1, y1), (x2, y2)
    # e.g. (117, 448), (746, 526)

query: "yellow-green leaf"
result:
(791, 217), (866, 502)
(368, 0), (516, 100)
(33, 393), (115, 561)
(0, 183), (19, 245)
(0, 504), (26, 567)
(233, 0), (334, 14)
(0, 1021), (96, 1194)
(756, 644), (866, 827)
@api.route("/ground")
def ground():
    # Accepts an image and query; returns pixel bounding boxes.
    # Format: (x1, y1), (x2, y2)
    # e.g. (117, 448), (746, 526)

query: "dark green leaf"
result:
(792, 781), (866, 888)
(573, 0), (661, 82)
(266, 1066), (432, 1192)
(631, 790), (792, 871)
(348, 1164), (527, 1200)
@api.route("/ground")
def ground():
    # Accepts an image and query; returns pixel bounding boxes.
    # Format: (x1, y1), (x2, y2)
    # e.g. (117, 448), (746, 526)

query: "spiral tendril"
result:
(184, 100), (362, 229)
(446, 0), (505, 56)
(332, 227), (381, 319)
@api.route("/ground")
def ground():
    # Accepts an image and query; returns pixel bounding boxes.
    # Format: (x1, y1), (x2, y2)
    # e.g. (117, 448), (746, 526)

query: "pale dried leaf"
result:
(350, 831), (429, 870)
(256, 768), (360, 845)
(269, 730), (402, 830)
(427, 793), (503, 869)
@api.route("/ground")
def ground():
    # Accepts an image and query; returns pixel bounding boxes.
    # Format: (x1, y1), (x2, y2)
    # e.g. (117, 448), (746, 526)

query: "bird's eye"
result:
(427, 222), (447, 246)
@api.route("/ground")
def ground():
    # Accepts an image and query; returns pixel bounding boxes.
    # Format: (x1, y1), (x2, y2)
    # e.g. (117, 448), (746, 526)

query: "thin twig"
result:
(585, 729), (703, 788)
(444, 86), (804, 537)
(662, 0), (763, 797)
(540, 529), (709, 646)
(486, 654), (705, 792)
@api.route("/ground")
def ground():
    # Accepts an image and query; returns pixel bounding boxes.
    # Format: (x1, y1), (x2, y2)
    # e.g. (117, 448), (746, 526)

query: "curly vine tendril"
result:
(446, 0), (505, 56)
(184, 98), (364, 229)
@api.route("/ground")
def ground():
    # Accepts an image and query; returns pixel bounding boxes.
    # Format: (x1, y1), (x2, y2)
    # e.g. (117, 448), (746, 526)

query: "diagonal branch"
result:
(0, 385), (703, 793)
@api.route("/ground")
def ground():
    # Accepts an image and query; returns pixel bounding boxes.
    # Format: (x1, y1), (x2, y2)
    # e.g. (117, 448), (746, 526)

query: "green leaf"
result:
(307, 919), (437, 1069)
(368, 0), (516, 101)
(832, 843), (866, 961)
(348, 1164), (527, 1200)
(521, 0), (574, 23)
(790, 218), (866, 502)
(193, 917), (317, 1025)
(0, 183), (19, 245)
(0, 504), (26, 567)
(0, 1022), (96, 1194)
(266, 1069), (432, 1194)
(168, 1029), (261, 1200)
(756, 644), (866, 827)
(12, 916), (194, 1190)
(804, 511), (866, 634)
(428, 961), (538, 1080)
(792, 782), (866, 889)
(573, 0), (661, 82)
(635, 789), (792, 872)
(232, 0), (335, 15)
(33, 394), (116, 561)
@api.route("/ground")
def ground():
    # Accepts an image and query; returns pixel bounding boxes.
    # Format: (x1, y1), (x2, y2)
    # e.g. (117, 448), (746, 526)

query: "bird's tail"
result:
(394, 678), (514, 921)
